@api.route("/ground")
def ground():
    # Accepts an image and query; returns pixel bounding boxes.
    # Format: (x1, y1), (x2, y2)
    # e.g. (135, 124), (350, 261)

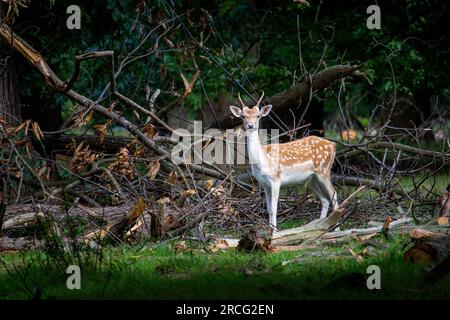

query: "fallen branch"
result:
(272, 186), (366, 245)
(211, 64), (361, 129)
(319, 217), (414, 242)
(404, 235), (450, 264)
(3, 211), (45, 231)
(0, 23), (227, 181)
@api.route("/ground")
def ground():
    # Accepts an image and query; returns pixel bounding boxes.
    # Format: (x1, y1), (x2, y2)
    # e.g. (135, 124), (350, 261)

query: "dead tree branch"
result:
(0, 23), (226, 180)
(211, 64), (361, 129)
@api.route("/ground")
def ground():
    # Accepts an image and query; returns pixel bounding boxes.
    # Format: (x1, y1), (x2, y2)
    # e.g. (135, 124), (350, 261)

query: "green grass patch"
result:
(0, 235), (449, 300)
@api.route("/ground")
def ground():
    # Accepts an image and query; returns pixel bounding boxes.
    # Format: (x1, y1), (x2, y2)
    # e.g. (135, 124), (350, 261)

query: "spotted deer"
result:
(229, 92), (339, 230)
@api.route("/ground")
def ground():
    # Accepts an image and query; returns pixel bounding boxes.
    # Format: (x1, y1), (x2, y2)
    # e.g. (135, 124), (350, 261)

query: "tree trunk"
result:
(0, 50), (21, 126)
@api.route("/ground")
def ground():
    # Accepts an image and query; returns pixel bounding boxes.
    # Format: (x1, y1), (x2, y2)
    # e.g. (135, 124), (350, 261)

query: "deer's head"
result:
(229, 91), (272, 130)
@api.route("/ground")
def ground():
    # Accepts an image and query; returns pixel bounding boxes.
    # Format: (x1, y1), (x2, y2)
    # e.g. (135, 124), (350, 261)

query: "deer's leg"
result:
(316, 174), (339, 212)
(269, 182), (280, 230)
(312, 174), (331, 219)
(262, 184), (273, 224)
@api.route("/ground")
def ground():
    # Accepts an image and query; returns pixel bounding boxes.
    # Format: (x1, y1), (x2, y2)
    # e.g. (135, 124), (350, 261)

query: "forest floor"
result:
(0, 233), (449, 300)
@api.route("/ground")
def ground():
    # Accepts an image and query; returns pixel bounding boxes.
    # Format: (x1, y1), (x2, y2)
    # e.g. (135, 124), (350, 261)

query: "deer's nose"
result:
(247, 124), (255, 129)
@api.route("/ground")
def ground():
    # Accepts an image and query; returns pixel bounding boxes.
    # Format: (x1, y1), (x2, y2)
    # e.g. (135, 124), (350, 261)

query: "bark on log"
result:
(150, 197), (169, 240)
(0, 237), (37, 251)
(404, 234), (450, 264)
(3, 211), (45, 231)
(409, 228), (447, 241)
(217, 217), (414, 249)
(318, 217), (413, 243)
(107, 198), (146, 241)
(210, 64), (361, 129)
(4, 204), (130, 221)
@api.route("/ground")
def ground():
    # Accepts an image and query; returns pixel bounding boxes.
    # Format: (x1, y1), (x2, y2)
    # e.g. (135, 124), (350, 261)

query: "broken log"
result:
(317, 217), (413, 243)
(404, 233), (450, 265)
(84, 198), (147, 243)
(0, 237), (38, 251)
(409, 228), (447, 241)
(150, 197), (169, 239)
(272, 187), (366, 246)
(3, 211), (46, 231)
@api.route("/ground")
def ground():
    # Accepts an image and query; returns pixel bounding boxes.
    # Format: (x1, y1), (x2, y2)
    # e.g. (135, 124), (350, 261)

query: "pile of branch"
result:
(213, 187), (420, 250)
(0, 201), (148, 251)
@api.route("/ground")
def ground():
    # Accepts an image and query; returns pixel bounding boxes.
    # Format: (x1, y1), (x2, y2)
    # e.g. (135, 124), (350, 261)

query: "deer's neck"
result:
(246, 130), (268, 171)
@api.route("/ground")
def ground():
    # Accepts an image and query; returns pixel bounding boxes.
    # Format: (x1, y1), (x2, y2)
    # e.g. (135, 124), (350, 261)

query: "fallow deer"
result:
(229, 92), (339, 230)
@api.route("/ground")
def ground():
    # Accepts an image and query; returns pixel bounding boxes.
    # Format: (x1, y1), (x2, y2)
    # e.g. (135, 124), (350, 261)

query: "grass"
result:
(0, 234), (449, 300)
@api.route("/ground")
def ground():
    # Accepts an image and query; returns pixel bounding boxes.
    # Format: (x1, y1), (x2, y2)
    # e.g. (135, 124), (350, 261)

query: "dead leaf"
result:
(165, 171), (177, 186)
(203, 179), (214, 191)
(69, 142), (96, 172)
(180, 72), (191, 95)
(93, 125), (106, 135)
(143, 123), (156, 139)
(174, 240), (189, 252)
(180, 189), (196, 198)
(126, 197), (147, 223)
(73, 110), (93, 127)
(207, 239), (230, 252)
(36, 163), (50, 181)
(147, 160), (161, 179)
(108, 147), (133, 178)
(437, 216), (449, 225)
(94, 120), (112, 144)
(31, 121), (44, 141)
(180, 70), (200, 98)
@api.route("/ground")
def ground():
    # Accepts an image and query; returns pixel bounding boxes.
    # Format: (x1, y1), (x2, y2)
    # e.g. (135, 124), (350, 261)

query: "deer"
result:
(229, 92), (339, 231)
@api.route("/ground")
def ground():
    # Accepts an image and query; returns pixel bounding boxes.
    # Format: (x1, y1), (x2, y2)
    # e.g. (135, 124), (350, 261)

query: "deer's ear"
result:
(229, 106), (243, 118)
(260, 105), (272, 117)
